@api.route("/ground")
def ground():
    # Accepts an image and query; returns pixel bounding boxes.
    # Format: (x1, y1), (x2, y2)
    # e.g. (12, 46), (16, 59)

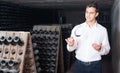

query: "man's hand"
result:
(65, 37), (74, 46)
(92, 43), (102, 51)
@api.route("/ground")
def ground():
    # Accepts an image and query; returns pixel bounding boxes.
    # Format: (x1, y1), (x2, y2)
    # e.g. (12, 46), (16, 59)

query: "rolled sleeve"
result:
(66, 25), (79, 52)
(99, 29), (110, 55)
(67, 39), (77, 52)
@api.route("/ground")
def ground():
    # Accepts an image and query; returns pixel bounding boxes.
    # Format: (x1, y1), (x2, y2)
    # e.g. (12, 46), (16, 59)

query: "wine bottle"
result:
(0, 36), (6, 44)
(13, 36), (24, 46)
(8, 59), (20, 67)
(6, 36), (13, 45)
(0, 59), (7, 66)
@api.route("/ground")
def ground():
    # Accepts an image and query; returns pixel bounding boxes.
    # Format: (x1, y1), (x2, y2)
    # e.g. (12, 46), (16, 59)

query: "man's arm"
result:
(99, 29), (110, 55)
(65, 26), (78, 52)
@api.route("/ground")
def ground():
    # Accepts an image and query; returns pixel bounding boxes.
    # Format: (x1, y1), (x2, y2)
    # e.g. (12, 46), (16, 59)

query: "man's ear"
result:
(96, 12), (99, 17)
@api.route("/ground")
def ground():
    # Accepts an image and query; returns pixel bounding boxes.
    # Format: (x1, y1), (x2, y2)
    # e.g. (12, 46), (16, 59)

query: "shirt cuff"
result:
(67, 42), (77, 52)
(98, 47), (108, 55)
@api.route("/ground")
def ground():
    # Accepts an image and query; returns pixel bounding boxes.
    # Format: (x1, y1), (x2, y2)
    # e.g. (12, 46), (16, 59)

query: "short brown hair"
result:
(86, 1), (99, 12)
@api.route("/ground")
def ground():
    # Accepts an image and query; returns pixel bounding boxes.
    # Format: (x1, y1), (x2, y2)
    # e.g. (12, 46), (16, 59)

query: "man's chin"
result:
(86, 20), (92, 22)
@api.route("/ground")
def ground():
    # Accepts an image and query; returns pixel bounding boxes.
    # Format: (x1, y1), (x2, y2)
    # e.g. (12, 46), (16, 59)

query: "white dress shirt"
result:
(67, 21), (110, 62)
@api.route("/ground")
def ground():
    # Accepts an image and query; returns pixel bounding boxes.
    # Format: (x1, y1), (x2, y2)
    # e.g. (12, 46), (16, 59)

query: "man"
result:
(65, 1), (110, 73)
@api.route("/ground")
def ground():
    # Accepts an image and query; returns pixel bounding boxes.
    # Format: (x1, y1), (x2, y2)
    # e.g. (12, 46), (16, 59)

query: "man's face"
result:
(85, 7), (98, 22)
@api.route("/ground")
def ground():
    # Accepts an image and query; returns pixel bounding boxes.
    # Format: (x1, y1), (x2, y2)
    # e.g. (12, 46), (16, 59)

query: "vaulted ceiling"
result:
(1, 0), (114, 9)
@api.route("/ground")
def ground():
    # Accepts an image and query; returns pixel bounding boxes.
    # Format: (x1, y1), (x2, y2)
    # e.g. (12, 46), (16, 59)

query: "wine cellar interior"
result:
(0, 0), (119, 73)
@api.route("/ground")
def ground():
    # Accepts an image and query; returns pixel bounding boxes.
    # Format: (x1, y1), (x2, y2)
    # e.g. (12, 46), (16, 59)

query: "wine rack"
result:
(31, 25), (64, 73)
(60, 24), (73, 72)
(0, 31), (37, 73)
(0, 1), (33, 31)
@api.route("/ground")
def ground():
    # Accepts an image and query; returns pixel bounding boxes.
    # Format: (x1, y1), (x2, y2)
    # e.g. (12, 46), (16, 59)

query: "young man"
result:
(65, 1), (110, 73)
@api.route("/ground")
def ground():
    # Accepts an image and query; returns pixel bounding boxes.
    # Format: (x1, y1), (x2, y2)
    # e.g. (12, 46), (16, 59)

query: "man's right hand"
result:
(65, 37), (74, 46)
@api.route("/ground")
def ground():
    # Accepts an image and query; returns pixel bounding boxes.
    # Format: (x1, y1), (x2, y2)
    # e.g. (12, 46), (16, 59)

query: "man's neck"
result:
(86, 20), (96, 27)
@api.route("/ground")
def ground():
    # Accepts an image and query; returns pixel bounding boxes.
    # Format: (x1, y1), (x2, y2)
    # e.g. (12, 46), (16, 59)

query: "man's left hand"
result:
(92, 43), (102, 51)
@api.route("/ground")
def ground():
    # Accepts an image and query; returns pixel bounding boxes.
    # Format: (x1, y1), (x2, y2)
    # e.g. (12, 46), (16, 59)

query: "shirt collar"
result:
(85, 21), (98, 28)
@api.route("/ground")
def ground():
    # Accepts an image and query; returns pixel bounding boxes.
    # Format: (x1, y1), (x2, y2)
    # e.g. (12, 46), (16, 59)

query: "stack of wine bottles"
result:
(0, 1), (33, 31)
(60, 24), (74, 72)
(0, 31), (36, 73)
(31, 25), (64, 73)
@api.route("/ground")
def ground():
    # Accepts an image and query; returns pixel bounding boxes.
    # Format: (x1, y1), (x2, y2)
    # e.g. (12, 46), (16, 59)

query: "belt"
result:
(83, 62), (91, 65)
(77, 59), (101, 66)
